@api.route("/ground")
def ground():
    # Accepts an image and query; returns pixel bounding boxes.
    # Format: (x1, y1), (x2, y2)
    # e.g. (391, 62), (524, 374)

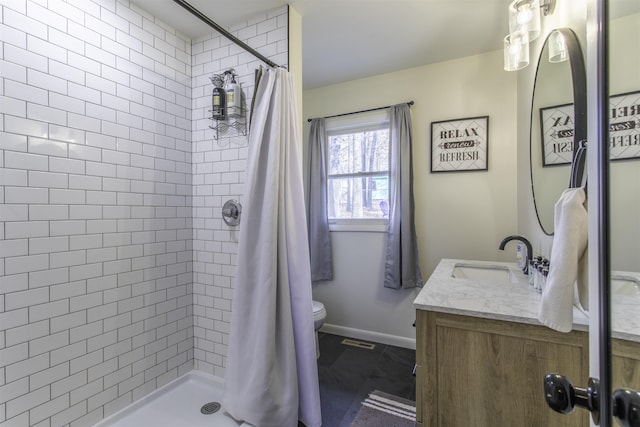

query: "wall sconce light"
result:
(504, 33), (529, 71)
(509, 0), (542, 43)
(504, 0), (556, 71)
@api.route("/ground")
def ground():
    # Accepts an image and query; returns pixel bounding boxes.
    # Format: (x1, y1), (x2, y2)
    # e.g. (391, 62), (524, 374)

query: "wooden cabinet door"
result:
(612, 339), (640, 391)
(417, 311), (590, 427)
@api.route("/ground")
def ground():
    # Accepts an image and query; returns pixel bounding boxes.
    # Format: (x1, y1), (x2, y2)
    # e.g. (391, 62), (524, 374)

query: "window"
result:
(326, 111), (390, 225)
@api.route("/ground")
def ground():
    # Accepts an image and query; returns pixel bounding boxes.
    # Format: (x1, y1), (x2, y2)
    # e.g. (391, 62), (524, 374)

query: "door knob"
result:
(544, 374), (573, 414)
(613, 388), (640, 427)
(544, 374), (600, 424)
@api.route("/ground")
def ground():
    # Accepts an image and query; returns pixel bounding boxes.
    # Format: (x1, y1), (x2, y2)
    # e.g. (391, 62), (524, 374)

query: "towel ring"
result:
(569, 139), (587, 188)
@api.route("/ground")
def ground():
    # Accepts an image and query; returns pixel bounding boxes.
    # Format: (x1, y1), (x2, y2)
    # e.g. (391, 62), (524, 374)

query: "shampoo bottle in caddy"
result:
(212, 85), (226, 120)
(226, 74), (242, 118)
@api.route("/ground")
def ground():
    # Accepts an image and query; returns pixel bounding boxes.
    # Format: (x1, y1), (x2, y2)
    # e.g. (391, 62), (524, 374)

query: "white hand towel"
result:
(538, 187), (588, 332)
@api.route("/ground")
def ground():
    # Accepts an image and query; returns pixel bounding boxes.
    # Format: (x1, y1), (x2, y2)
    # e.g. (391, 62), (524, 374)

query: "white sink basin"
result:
(612, 275), (640, 296)
(451, 263), (515, 284)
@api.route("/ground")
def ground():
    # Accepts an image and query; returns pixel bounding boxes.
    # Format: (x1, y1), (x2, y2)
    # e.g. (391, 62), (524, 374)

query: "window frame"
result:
(324, 110), (391, 232)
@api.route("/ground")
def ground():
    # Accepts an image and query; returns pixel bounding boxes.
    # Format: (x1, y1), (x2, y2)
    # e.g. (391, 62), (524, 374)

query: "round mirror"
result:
(530, 28), (586, 235)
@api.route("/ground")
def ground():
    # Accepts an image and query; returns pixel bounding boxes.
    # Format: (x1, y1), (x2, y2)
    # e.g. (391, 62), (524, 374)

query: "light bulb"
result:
(504, 32), (530, 71)
(508, 0), (541, 43)
(517, 6), (533, 26)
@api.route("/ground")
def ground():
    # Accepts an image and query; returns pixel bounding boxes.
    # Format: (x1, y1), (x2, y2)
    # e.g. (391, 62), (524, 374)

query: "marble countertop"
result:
(611, 274), (640, 342)
(414, 258), (640, 343)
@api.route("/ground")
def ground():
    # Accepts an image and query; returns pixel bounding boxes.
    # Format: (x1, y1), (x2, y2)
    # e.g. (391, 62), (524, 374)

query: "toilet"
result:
(312, 300), (326, 358)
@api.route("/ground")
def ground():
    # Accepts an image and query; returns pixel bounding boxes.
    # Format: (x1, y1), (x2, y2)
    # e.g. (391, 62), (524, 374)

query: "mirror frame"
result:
(530, 28), (587, 235)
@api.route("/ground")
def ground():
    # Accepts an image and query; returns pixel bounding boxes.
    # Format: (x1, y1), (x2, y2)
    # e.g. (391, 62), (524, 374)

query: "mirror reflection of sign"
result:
(431, 116), (488, 172)
(609, 91), (640, 160)
(540, 103), (574, 166)
(541, 91), (640, 166)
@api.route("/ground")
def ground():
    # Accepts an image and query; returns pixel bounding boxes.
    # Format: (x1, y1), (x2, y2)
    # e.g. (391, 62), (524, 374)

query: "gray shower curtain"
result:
(307, 118), (333, 281)
(384, 104), (423, 289)
(222, 68), (322, 427)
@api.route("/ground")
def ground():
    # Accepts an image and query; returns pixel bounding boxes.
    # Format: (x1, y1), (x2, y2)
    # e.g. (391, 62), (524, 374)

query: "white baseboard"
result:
(320, 323), (416, 350)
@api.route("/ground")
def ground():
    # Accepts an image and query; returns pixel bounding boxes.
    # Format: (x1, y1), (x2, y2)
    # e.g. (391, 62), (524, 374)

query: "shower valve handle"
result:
(222, 207), (238, 217)
(222, 200), (242, 226)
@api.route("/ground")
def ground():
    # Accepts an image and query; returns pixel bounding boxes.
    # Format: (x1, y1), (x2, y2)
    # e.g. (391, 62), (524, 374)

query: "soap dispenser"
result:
(528, 259), (538, 286)
(516, 243), (526, 271)
(531, 256), (542, 288)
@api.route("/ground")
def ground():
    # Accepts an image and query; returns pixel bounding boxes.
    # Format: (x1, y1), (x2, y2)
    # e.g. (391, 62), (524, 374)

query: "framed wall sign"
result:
(430, 116), (489, 172)
(540, 103), (574, 166)
(609, 90), (640, 161)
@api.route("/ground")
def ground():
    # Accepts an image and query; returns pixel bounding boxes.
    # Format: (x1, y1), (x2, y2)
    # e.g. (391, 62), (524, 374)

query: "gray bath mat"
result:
(350, 390), (416, 427)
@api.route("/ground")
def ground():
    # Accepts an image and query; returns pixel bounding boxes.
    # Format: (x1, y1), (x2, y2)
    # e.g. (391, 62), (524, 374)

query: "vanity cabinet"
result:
(415, 310), (589, 427)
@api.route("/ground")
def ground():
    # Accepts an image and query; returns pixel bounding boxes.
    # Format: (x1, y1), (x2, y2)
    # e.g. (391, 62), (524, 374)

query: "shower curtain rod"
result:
(172, 0), (279, 69)
(307, 101), (414, 122)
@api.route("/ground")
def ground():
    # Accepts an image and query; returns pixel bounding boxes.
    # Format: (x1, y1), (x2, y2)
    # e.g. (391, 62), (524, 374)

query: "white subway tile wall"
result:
(1, 0), (290, 426)
(190, 6), (288, 377)
(0, 0), (203, 425)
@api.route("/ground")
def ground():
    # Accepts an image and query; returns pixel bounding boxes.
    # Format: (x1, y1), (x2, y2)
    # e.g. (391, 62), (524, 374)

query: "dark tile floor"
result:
(313, 332), (416, 427)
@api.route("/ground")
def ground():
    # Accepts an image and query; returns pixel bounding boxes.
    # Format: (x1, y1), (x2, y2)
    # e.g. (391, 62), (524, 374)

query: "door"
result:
(544, 1), (640, 426)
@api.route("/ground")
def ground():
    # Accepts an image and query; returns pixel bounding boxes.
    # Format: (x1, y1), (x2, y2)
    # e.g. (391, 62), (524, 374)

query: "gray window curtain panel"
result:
(307, 118), (333, 281)
(384, 104), (423, 289)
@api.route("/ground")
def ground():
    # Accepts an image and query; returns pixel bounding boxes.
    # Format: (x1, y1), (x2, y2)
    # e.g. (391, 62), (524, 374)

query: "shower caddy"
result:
(209, 69), (247, 140)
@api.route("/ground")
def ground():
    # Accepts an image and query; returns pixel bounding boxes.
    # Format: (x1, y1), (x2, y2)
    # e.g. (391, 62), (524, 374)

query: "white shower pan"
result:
(95, 371), (247, 427)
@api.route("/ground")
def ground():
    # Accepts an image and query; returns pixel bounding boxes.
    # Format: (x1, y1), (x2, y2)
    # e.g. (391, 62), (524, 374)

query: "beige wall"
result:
(301, 0), (631, 346)
(303, 49), (518, 345)
(608, 11), (640, 272)
(515, 6), (640, 271)
(516, 0), (588, 257)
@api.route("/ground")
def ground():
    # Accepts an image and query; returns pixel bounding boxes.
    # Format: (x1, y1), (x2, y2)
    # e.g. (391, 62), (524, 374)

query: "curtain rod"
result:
(172, 0), (279, 69)
(307, 101), (414, 122)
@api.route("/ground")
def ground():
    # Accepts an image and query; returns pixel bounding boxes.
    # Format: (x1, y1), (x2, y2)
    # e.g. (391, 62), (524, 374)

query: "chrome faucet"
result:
(499, 235), (533, 274)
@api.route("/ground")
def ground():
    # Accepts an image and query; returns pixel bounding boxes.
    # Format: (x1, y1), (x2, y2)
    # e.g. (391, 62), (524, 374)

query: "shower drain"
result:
(200, 402), (221, 415)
